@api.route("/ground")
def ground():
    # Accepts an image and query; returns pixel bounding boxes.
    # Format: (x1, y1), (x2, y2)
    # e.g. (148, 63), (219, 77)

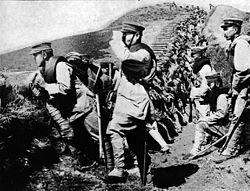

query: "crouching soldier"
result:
(184, 73), (230, 159)
(28, 43), (99, 167)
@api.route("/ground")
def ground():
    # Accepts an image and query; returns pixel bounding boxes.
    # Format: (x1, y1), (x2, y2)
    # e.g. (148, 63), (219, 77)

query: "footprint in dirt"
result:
(151, 163), (199, 188)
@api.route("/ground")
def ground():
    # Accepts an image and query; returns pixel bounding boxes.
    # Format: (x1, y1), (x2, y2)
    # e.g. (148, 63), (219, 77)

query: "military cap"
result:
(190, 46), (207, 54)
(121, 21), (145, 33)
(205, 73), (221, 83)
(220, 17), (243, 29)
(65, 52), (83, 61)
(29, 42), (52, 55)
(100, 62), (111, 68)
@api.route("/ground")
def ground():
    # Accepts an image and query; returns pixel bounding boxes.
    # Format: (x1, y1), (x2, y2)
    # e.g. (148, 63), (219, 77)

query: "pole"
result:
(189, 98), (193, 123)
(142, 129), (148, 186)
(95, 93), (104, 159)
(93, 65), (105, 160)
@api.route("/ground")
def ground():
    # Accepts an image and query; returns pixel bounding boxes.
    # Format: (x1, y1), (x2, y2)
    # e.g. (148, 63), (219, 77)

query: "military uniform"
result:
(189, 73), (230, 156)
(29, 43), (98, 160)
(190, 46), (216, 119)
(105, 22), (156, 184)
(214, 18), (250, 162)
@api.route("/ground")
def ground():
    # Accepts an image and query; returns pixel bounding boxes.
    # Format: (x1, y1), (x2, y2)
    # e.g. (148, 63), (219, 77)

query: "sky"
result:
(0, 0), (250, 54)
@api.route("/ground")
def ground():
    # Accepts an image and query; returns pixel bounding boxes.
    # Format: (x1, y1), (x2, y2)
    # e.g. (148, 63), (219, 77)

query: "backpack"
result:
(43, 55), (91, 85)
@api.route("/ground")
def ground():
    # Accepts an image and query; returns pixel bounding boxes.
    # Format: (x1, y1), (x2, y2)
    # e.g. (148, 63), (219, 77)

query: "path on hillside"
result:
(149, 12), (190, 59)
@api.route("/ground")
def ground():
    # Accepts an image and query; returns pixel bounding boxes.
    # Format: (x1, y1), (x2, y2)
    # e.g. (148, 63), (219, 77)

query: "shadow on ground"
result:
(151, 163), (199, 188)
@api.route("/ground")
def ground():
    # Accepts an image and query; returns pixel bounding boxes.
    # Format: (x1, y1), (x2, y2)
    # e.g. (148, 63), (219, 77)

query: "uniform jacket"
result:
(112, 43), (156, 126)
(190, 56), (216, 99)
(36, 56), (94, 121)
(205, 87), (229, 126)
(228, 35), (250, 93)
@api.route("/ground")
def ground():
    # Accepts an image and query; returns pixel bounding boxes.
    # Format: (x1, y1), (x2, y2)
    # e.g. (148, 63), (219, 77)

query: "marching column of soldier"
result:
(0, 5), (250, 186)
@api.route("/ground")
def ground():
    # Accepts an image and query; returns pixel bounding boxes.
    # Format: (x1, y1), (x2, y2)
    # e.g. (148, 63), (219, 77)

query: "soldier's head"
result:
(100, 62), (111, 75)
(29, 42), (53, 67)
(121, 21), (145, 48)
(190, 46), (207, 61)
(221, 17), (243, 41)
(206, 73), (222, 90)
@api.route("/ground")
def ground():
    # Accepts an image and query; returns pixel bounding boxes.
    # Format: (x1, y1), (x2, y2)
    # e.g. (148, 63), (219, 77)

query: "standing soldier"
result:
(104, 21), (157, 184)
(213, 18), (250, 163)
(28, 43), (99, 167)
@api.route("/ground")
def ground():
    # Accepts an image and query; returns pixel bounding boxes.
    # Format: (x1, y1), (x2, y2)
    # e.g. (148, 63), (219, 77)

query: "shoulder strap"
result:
(231, 35), (250, 48)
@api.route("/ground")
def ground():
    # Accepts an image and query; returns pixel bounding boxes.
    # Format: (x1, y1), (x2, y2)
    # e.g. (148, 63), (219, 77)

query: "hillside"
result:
(0, 3), (180, 72)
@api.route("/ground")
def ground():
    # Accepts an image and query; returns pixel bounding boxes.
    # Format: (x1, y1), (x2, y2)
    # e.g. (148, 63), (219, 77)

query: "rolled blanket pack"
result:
(121, 59), (148, 81)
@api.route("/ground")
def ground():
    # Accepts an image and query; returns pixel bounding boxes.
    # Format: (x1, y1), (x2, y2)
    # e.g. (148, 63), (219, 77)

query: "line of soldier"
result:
(25, 6), (208, 185)
(158, 7), (250, 163)
(26, 6), (250, 187)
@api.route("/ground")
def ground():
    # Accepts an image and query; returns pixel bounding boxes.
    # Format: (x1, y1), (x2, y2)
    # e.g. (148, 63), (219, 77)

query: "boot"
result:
(103, 168), (128, 184)
(148, 121), (170, 153)
(103, 135), (114, 172)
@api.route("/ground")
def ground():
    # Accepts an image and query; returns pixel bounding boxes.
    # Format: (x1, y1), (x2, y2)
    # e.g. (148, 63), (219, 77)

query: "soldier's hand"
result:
(32, 86), (41, 97)
(30, 83), (48, 99)
(30, 83), (41, 97)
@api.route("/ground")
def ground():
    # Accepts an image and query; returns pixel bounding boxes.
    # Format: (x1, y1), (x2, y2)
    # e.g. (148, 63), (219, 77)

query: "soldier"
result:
(190, 46), (216, 120)
(28, 43), (99, 167)
(99, 62), (113, 92)
(213, 18), (250, 163)
(104, 21), (157, 184)
(184, 73), (230, 159)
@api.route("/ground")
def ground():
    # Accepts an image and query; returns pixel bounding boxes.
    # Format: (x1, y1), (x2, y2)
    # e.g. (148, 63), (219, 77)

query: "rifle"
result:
(220, 105), (246, 154)
(187, 134), (227, 161)
(219, 86), (249, 153)
(189, 98), (193, 123)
